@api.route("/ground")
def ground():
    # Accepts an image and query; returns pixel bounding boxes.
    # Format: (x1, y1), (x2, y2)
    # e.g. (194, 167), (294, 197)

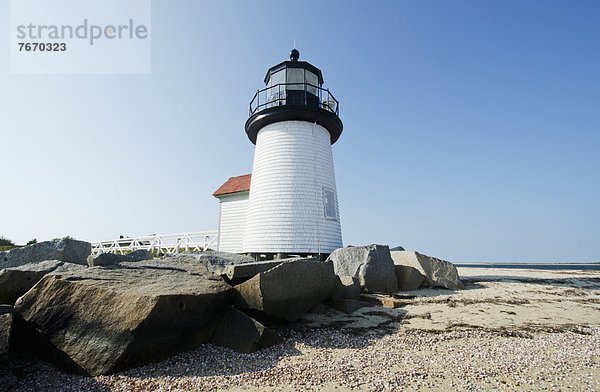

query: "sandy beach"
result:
(2, 267), (599, 391)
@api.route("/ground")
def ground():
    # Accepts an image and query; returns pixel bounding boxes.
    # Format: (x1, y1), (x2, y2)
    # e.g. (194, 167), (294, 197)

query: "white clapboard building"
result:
(213, 174), (251, 253)
(214, 49), (344, 259)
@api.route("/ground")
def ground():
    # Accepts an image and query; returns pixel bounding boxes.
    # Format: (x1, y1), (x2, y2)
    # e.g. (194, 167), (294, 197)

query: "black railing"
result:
(249, 82), (339, 117)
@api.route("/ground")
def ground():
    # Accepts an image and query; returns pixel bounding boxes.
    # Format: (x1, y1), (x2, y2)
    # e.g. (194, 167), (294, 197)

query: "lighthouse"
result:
(241, 49), (344, 259)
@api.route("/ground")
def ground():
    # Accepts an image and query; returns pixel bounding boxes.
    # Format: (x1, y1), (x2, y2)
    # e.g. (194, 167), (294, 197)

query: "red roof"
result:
(213, 174), (251, 197)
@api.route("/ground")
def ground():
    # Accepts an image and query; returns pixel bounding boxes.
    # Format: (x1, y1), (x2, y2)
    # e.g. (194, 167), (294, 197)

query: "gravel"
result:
(2, 326), (599, 391)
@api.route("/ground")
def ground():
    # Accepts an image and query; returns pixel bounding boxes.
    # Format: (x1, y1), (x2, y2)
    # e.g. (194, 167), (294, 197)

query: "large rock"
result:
(0, 260), (85, 305)
(391, 251), (463, 290)
(211, 307), (281, 353)
(234, 258), (337, 321)
(174, 251), (254, 276)
(327, 245), (398, 294)
(0, 305), (13, 362)
(223, 260), (283, 283)
(87, 249), (153, 267)
(394, 265), (424, 291)
(0, 238), (91, 269)
(14, 258), (232, 375)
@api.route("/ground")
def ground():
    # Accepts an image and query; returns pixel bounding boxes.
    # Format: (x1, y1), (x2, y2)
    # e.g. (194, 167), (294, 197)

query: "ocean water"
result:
(455, 263), (600, 271)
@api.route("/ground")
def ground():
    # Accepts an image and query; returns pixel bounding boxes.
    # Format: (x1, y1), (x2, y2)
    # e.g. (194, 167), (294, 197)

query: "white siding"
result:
(243, 120), (343, 254)
(217, 192), (249, 253)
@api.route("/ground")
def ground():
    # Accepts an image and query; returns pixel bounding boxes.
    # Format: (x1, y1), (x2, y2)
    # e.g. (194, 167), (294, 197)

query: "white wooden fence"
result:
(91, 231), (218, 255)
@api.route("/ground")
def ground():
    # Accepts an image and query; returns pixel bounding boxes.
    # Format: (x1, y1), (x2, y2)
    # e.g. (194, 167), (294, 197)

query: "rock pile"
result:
(328, 245), (463, 292)
(0, 239), (462, 376)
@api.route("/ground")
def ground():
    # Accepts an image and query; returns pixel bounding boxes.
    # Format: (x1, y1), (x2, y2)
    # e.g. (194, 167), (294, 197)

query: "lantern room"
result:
(245, 49), (343, 145)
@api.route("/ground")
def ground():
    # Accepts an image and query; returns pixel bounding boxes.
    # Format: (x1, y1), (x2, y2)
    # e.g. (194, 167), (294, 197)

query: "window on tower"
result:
(323, 188), (337, 220)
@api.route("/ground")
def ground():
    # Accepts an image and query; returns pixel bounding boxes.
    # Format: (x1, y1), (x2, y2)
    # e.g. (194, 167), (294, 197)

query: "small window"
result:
(323, 188), (337, 219)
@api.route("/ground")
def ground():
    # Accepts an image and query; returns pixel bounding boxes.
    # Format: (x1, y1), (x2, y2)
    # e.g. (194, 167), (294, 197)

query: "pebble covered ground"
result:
(3, 325), (599, 391)
(3, 270), (600, 391)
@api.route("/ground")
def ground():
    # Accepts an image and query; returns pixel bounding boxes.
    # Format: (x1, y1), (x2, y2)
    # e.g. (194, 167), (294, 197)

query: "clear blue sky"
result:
(1, 1), (599, 262)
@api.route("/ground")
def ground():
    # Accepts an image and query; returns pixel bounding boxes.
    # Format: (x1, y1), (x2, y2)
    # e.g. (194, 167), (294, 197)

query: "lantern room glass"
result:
(285, 68), (303, 90)
(258, 63), (334, 113)
(267, 70), (285, 104)
(305, 71), (318, 95)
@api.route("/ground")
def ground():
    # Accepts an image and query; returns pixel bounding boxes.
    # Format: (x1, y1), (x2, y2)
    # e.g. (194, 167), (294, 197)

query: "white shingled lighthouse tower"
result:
(241, 49), (344, 259)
